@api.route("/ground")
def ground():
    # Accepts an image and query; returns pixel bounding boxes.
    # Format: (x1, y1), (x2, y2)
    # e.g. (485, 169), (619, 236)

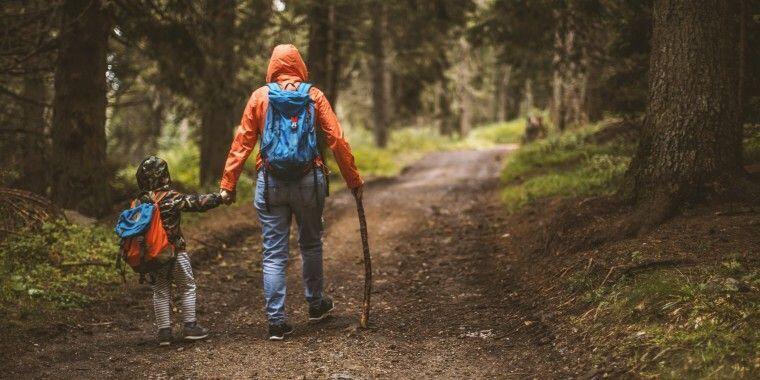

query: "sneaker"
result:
(157, 328), (172, 346)
(308, 298), (334, 322)
(268, 322), (294, 341)
(182, 321), (209, 341)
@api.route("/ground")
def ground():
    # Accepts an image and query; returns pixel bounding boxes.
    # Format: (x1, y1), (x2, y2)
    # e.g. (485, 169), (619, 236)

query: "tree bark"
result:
(496, 65), (512, 122)
(369, 0), (390, 148)
(307, 0), (341, 105)
(51, 0), (111, 215)
(437, 81), (455, 135)
(198, 0), (238, 186)
(17, 72), (48, 195)
(625, 0), (744, 222)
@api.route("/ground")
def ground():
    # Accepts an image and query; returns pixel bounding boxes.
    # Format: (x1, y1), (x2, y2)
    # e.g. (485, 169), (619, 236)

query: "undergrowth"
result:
(0, 221), (119, 312)
(504, 120), (759, 378)
(500, 121), (634, 210)
(745, 123), (760, 164)
(575, 260), (759, 378)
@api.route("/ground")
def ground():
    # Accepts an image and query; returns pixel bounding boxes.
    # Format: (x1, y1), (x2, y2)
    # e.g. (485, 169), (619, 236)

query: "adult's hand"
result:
(220, 189), (236, 205)
(351, 185), (363, 201)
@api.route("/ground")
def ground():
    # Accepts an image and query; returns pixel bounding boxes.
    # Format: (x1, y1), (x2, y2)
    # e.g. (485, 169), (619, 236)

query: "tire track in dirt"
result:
(7, 145), (580, 378)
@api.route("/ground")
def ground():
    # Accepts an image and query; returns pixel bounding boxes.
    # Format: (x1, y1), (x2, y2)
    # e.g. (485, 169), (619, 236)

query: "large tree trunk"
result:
(198, 0), (237, 186)
(369, 0), (390, 148)
(625, 0), (743, 223)
(17, 72), (48, 195)
(307, 0), (341, 105)
(51, 0), (110, 215)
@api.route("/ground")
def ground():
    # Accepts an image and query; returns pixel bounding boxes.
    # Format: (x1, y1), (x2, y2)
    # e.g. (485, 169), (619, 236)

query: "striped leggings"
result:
(151, 252), (197, 330)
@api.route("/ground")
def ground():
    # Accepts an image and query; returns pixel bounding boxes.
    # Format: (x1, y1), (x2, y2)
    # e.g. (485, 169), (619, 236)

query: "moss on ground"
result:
(500, 121), (634, 210)
(572, 260), (759, 378)
(0, 222), (120, 312)
(744, 123), (760, 164)
(502, 119), (760, 378)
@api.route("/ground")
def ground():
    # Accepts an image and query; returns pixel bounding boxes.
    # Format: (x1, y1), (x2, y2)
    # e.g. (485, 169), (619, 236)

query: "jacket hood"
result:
(265, 44), (309, 83)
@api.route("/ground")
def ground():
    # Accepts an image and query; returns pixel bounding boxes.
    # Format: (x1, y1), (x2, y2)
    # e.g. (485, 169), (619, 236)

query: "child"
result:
(134, 155), (222, 346)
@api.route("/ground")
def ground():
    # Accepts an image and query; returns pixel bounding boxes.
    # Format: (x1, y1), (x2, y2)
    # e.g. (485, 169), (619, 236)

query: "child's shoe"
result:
(157, 328), (172, 346)
(182, 321), (209, 341)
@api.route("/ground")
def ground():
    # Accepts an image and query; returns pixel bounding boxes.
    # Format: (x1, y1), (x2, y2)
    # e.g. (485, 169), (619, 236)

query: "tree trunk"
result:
(455, 37), (474, 137)
(520, 78), (534, 116)
(625, 0), (743, 221)
(16, 72), (48, 195)
(51, 0), (110, 215)
(199, 104), (237, 186)
(369, 1), (390, 148)
(437, 81), (455, 135)
(307, 0), (341, 105)
(198, 0), (238, 186)
(495, 64), (511, 122)
(550, 6), (592, 130)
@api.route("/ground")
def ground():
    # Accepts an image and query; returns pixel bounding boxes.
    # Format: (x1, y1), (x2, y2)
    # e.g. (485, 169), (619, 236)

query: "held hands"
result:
(351, 185), (364, 202)
(219, 189), (236, 205)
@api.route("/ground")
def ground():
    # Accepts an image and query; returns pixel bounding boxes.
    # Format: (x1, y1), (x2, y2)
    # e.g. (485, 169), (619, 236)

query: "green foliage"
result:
(114, 135), (203, 192)
(466, 119), (525, 146)
(0, 221), (120, 310)
(744, 124), (760, 164)
(583, 263), (759, 378)
(500, 122), (634, 210)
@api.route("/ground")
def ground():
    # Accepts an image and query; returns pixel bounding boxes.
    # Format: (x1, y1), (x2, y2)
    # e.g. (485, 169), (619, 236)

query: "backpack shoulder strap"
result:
(298, 82), (312, 96)
(150, 191), (169, 204)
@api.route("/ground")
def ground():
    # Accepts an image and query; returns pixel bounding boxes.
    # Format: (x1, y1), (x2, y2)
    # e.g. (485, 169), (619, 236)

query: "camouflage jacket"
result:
(135, 190), (222, 251)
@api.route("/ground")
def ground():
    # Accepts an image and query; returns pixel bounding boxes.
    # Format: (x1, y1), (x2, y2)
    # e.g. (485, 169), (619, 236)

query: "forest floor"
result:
(5, 145), (586, 378)
(3, 142), (758, 378)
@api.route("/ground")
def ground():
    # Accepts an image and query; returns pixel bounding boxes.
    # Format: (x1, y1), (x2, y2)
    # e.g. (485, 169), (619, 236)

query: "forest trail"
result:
(8, 145), (583, 379)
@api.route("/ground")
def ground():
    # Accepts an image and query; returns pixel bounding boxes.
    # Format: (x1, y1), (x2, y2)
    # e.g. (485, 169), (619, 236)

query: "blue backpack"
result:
(261, 82), (319, 181)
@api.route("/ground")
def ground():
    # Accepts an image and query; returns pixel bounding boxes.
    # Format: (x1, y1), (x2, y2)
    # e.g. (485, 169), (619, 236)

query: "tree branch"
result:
(0, 127), (46, 136)
(0, 84), (51, 107)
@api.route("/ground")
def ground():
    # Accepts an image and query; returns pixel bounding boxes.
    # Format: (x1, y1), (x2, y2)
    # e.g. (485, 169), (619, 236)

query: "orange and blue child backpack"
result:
(114, 191), (174, 283)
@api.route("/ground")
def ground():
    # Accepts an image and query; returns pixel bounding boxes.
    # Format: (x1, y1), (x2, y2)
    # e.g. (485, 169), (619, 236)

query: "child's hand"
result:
(220, 189), (236, 205)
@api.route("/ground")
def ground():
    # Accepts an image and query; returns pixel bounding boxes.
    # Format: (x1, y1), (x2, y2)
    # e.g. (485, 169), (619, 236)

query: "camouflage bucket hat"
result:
(136, 155), (172, 191)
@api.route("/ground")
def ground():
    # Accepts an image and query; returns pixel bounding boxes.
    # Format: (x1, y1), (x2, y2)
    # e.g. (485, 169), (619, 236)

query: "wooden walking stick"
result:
(353, 188), (372, 328)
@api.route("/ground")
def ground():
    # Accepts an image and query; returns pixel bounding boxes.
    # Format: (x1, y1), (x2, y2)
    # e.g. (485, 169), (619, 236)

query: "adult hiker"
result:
(219, 44), (364, 340)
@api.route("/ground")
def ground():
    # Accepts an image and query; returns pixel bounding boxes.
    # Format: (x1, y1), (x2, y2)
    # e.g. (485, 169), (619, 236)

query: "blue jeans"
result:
(254, 169), (326, 324)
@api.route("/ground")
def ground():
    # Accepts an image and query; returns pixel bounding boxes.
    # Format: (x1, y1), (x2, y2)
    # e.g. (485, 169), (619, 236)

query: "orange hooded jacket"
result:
(220, 44), (363, 191)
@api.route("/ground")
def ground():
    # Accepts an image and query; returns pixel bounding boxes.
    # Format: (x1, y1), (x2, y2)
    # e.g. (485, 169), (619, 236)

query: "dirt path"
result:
(7, 145), (583, 379)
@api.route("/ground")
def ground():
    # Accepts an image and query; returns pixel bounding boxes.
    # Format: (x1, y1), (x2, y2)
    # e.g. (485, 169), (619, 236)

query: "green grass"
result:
(579, 261), (759, 378)
(0, 221), (120, 311)
(503, 120), (760, 377)
(114, 120), (526, 196)
(500, 121), (634, 210)
(466, 118), (526, 146)
(744, 124), (760, 164)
